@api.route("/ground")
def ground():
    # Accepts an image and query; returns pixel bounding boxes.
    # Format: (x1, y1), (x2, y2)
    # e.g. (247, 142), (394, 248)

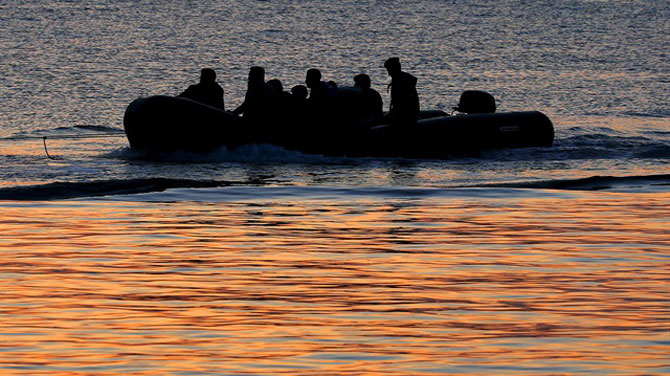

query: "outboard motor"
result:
(453, 90), (496, 114)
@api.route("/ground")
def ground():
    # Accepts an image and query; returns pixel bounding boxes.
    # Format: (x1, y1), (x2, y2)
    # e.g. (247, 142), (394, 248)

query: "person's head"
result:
(305, 68), (322, 88)
(267, 78), (283, 93)
(291, 85), (308, 100)
(353, 73), (371, 89)
(327, 80), (338, 90)
(384, 57), (401, 76)
(200, 68), (216, 83)
(248, 66), (265, 85)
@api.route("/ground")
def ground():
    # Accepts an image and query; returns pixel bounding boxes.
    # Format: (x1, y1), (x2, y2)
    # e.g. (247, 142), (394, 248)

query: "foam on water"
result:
(110, 143), (351, 164)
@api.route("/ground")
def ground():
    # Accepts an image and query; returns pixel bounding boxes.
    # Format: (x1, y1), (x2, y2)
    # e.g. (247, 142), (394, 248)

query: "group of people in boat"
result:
(178, 57), (420, 133)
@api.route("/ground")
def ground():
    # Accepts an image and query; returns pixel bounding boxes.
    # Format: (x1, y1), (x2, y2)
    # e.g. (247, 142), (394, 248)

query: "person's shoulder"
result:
(178, 84), (198, 97)
(398, 72), (417, 86)
(401, 71), (416, 80)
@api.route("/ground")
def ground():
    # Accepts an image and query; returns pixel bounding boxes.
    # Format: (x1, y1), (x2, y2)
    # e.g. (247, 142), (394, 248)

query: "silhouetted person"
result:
(267, 78), (292, 110)
(266, 79), (283, 95)
(233, 66), (274, 125)
(384, 57), (420, 127)
(178, 68), (225, 110)
(284, 84), (310, 147)
(290, 84), (309, 113)
(354, 73), (383, 125)
(289, 84), (309, 125)
(305, 68), (337, 118)
(266, 78), (293, 133)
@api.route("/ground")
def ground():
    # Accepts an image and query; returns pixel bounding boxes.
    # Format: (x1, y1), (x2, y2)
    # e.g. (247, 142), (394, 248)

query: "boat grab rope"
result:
(0, 133), (126, 159)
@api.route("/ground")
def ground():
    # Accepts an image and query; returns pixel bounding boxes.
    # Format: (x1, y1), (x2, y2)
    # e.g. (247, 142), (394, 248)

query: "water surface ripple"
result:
(1, 0), (669, 374)
(1, 192), (668, 375)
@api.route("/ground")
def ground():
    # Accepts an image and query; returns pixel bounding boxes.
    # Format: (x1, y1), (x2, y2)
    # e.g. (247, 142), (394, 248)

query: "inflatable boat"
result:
(123, 92), (554, 158)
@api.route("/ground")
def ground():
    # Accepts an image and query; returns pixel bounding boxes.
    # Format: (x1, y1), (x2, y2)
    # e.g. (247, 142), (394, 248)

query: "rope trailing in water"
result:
(43, 136), (53, 159)
(0, 133), (126, 159)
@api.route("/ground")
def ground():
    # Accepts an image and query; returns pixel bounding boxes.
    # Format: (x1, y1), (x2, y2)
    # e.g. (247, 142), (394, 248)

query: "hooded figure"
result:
(384, 57), (420, 126)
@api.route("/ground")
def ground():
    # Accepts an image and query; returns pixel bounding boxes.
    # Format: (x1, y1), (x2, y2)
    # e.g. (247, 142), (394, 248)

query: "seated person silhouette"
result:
(178, 68), (225, 110)
(233, 66), (275, 126)
(278, 84), (311, 148)
(383, 57), (420, 127)
(305, 68), (337, 118)
(290, 84), (309, 114)
(266, 79), (284, 95)
(354, 73), (383, 125)
(266, 78), (294, 130)
(267, 78), (293, 111)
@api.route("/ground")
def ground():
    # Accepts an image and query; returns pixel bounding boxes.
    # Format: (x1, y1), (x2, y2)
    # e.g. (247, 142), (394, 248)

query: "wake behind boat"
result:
(123, 92), (554, 159)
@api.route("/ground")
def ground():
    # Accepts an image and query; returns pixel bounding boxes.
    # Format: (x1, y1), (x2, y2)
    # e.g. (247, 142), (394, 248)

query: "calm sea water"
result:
(1, 0), (669, 375)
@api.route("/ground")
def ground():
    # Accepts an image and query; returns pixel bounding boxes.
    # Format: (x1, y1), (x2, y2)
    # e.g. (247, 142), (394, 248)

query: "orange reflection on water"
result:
(1, 192), (669, 375)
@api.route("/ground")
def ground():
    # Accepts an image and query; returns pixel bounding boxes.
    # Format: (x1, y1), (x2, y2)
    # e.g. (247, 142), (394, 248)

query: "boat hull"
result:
(365, 111), (554, 158)
(123, 95), (554, 157)
(123, 96), (247, 153)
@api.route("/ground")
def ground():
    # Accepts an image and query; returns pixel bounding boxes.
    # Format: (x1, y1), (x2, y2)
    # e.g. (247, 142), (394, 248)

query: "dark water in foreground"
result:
(1, 0), (669, 374)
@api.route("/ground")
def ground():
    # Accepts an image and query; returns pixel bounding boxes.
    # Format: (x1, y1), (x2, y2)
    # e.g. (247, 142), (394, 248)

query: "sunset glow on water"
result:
(2, 191), (668, 375)
(1, 0), (669, 374)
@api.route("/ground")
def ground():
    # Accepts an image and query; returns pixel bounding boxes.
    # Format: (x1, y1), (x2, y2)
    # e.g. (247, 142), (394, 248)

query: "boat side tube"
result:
(368, 111), (554, 158)
(123, 95), (245, 153)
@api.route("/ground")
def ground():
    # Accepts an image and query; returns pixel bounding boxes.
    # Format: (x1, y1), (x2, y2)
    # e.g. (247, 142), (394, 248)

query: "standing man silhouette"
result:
(384, 57), (420, 127)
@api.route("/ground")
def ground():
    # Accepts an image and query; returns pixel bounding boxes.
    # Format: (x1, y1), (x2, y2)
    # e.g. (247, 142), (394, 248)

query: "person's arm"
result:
(178, 85), (193, 98)
(216, 86), (226, 110)
(233, 101), (245, 115)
